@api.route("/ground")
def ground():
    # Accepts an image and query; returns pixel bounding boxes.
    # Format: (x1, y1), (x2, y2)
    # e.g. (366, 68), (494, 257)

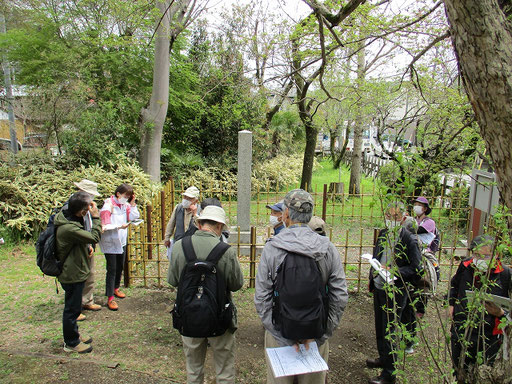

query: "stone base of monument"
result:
(227, 227), (264, 256)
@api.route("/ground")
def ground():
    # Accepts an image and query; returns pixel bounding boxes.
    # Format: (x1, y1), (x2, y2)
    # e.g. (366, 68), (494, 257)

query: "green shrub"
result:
(178, 167), (238, 195)
(174, 153), (309, 197)
(252, 154), (309, 191)
(0, 152), (159, 239)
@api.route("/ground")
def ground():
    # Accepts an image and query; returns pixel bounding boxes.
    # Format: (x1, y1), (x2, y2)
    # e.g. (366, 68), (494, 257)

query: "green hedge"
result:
(0, 152), (159, 240)
(0, 152), (310, 240)
(177, 154), (312, 194)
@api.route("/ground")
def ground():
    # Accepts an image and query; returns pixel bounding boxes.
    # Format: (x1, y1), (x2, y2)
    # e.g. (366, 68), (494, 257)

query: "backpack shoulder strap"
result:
(206, 241), (230, 265)
(181, 236), (197, 263)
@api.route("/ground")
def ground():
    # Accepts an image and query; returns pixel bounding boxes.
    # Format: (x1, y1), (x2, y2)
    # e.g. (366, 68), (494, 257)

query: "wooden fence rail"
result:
(125, 178), (481, 290)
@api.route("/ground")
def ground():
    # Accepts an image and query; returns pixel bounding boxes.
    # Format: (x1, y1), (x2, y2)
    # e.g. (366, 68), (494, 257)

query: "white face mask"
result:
(413, 205), (424, 216)
(182, 199), (192, 209)
(474, 258), (489, 272)
(118, 197), (128, 204)
(269, 215), (281, 227)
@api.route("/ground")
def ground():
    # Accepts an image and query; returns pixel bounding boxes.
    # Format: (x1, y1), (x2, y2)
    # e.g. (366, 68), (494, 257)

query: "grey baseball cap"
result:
(283, 189), (314, 213)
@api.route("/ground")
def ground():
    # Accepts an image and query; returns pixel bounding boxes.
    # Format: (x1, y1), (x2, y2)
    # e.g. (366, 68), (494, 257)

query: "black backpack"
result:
(35, 211), (66, 277)
(172, 236), (232, 338)
(272, 252), (329, 340)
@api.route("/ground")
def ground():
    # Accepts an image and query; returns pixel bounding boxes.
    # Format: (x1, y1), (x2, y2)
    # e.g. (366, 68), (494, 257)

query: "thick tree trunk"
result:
(349, 41), (365, 195)
(444, 0), (512, 217)
(300, 122), (318, 191)
(139, 1), (171, 182)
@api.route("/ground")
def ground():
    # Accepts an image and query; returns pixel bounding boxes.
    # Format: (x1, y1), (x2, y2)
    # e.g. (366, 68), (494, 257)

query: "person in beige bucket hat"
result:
(167, 205), (243, 383)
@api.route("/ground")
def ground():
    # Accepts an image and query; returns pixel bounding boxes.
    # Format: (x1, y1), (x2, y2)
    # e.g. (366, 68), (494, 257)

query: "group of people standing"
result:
(367, 198), (511, 384)
(164, 187), (348, 384)
(51, 181), (510, 384)
(54, 179), (139, 353)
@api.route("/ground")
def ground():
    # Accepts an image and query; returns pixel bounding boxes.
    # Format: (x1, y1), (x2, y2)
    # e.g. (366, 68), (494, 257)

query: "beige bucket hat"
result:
(197, 205), (228, 231)
(74, 179), (100, 197)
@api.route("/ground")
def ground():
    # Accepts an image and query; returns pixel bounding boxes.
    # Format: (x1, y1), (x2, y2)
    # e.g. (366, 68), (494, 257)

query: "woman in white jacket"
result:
(99, 183), (139, 310)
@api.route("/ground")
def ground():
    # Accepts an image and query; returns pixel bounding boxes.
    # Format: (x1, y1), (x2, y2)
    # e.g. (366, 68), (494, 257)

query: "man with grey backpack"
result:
(255, 189), (348, 384)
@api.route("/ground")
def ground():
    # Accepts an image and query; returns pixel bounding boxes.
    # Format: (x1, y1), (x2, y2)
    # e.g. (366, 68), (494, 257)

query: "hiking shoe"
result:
(80, 335), (92, 344)
(82, 303), (102, 311)
(366, 358), (383, 369)
(405, 342), (418, 354)
(107, 300), (118, 311)
(77, 313), (86, 321)
(114, 289), (126, 299)
(63, 342), (92, 354)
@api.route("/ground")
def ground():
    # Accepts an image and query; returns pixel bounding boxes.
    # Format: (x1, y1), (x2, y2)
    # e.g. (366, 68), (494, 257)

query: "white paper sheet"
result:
(361, 253), (395, 285)
(418, 232), (435, 245)
(465, 290), (512, 311)
(265, 341), (328, 378)
(102, 223), (119, 231)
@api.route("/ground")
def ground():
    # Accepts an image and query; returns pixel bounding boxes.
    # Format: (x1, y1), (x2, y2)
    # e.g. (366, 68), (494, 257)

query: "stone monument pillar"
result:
(237, 130), (252, 232)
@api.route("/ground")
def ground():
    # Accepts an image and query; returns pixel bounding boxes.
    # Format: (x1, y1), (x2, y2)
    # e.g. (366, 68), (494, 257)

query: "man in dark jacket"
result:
(55, 191), (102, 353)
(449, 235), (511, 382)
(366, 203), (422, 384)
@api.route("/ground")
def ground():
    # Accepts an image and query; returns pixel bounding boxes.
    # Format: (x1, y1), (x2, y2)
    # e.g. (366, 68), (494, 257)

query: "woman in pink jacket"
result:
(99, 183), (140, 310)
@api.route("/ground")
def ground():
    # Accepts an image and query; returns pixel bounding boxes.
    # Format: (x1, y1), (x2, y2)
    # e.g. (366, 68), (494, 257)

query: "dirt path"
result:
(0, 247), (452, 384)
(1, 286), (376, 384)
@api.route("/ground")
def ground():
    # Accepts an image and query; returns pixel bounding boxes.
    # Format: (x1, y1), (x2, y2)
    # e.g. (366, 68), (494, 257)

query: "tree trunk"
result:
(271, 129), (281, 157)
(333, 123), (350, 169)
(444, 0), (512, 219)
(349, 40), (365, 195)
(329, 128), (336, 159)
(139, 1), (171, 182)
(0, 12), (18, 156)
(300, 122), (318, 191)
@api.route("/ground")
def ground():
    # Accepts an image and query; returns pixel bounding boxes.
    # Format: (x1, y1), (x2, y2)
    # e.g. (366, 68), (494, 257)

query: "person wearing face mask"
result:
(164, 186), (200, 257)
(99, 183), (140, 310)
(167, 205), (243, 383)
(366, 202), (422, 384)
(54, 191), (102, 353)
(266, 201), (285, 236)
(412, 197), (439, 253)
(449, 235), (511, 382)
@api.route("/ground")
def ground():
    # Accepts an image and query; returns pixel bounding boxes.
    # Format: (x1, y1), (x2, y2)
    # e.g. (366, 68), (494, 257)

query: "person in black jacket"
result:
(366, 203), (422, 384)
(449, 235), (511, 383)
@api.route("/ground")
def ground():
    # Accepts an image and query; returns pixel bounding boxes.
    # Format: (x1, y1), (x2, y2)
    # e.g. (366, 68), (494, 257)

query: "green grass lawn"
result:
(311, 159), (377, 193)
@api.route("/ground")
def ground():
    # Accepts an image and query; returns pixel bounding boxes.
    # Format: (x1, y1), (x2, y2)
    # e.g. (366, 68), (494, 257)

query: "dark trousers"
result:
(451, 327), (502, 380)
(105, 247), (125, 297)
(373, 286), (408, 379)
(400, 290), (428, 348)
(61, 281), (85, 347)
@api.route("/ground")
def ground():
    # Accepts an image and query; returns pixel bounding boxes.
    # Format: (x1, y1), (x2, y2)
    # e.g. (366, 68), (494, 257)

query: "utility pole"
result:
(0, 11), (18, 155)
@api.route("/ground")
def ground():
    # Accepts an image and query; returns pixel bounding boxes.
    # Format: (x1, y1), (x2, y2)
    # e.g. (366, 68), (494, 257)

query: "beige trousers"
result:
(81, 254), (95, 306)
(182, 331), (236, 384)
(264, 331), (329, 384)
